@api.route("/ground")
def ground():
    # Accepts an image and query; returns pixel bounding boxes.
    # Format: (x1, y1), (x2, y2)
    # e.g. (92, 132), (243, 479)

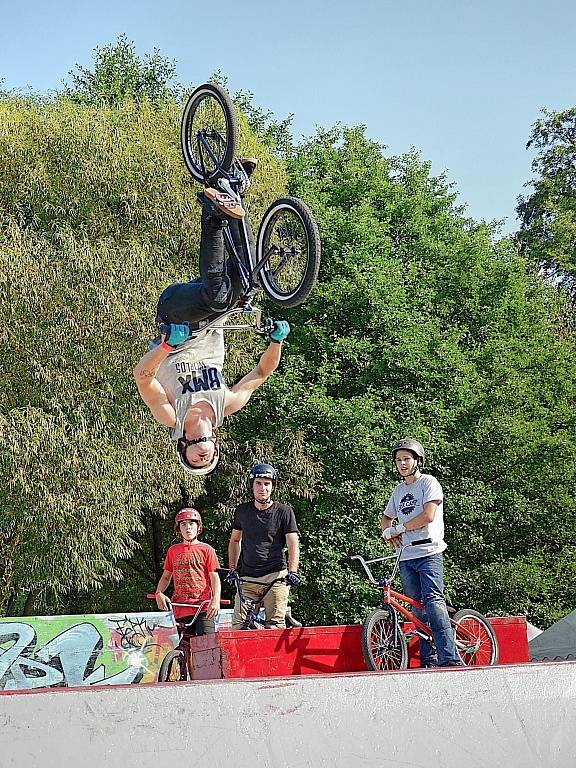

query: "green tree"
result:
(265, 125), (576, 629)
(62, 34), (180, 105)
(3, 69), (576, 635)
(517, 107), (576, 299)
(0, 91), (287, 616)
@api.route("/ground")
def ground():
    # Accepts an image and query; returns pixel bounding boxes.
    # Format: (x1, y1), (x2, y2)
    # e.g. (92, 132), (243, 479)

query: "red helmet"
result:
(174, 508), (203, 535)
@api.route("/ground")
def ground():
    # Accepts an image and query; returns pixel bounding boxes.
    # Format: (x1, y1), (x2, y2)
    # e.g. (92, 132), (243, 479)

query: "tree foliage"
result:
(62, 35), (180, 105)
(1, 61), (576, 633)
(276, 126), (576, 628)
(517, 107), (576, 299)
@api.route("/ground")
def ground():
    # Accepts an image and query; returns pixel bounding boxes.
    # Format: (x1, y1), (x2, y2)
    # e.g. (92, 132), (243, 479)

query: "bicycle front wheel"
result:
(361, 606), (408, 671)
(453, 609), (499, 666)
(181, 83), (238, 184)
(158, 648), (188, 682)
(256, 197), (321, 308)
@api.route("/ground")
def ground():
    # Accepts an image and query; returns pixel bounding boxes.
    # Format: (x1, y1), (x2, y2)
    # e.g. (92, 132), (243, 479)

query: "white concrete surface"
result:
(1, 663), (576, 767)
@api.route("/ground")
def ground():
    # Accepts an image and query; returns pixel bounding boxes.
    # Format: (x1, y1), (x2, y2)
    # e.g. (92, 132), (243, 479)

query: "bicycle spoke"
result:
(362, 610), (408, 671)
(262, 211), (309, 294)
(181, 83), (237, 183)
(453, 610), (498, 666)
(196, 129), (227, 176)
(188, 99), (228, 172)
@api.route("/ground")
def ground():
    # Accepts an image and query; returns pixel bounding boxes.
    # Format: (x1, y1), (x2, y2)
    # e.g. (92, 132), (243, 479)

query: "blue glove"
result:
(159, 323), (189, 349)
(224, 569), (239, 585)
(269, 320), (290, 343)
(285, 571), (301, 587)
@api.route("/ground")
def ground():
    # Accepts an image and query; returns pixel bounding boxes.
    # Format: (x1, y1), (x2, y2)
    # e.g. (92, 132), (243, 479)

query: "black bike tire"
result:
(361, 606), (408, 671)
(256, 196), (321, 308)
(453, 608), (499, 666)
(180, 83), (238, 185)
(158, 648), (188, 682)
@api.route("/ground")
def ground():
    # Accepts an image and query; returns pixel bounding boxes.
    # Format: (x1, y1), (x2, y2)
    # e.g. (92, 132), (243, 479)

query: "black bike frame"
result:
(195, 129), (280, 301)
(223, 572), (286, 629)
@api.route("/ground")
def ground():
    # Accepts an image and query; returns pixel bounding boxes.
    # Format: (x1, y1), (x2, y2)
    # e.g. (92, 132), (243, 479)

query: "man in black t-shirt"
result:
(227, 463), (300, 629)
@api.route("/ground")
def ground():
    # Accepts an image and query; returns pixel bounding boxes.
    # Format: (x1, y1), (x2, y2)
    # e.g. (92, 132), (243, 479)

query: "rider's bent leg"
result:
(198, 208), (233, 311)
(155, 208), (234, 325)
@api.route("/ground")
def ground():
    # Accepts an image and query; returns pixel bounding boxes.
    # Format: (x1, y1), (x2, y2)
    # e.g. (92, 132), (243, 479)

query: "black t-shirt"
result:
(232, 501), (299, 577)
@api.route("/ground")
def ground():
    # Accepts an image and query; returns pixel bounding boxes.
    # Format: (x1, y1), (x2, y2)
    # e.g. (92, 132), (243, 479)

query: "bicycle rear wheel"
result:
(180, 83), (238, 185)
(453, 609), (499, 666)
(158, 648), (188, 682)
(361, 606), (408, 671)
(256, 197), (321, 308)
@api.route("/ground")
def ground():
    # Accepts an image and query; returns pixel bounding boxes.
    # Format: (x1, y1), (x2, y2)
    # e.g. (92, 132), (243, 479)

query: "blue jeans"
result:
(399, 553), (460, 666)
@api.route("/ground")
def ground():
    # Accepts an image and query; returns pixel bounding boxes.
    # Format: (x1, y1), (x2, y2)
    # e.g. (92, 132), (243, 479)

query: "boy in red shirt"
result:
(155, 508), (221, 634)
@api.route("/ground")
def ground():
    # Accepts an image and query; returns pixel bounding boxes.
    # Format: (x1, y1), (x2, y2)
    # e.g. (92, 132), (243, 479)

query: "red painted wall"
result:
(188, 617), (529, 680)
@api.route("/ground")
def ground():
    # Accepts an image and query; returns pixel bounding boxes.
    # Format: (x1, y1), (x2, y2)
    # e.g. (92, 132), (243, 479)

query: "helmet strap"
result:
(182, 435), (215, 446)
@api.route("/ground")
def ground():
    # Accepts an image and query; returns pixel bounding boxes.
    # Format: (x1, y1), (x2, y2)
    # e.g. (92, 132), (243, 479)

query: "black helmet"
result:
(391, 438), (425, 467)
(249, 463), (278, 487)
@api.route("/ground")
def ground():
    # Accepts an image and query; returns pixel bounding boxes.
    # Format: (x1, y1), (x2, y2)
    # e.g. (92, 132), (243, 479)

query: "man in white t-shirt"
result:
(381, 438), (463, 667)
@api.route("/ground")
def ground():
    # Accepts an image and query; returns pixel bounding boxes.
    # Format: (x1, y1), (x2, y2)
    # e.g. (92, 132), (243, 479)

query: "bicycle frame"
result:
(147, 593), (232, 681)
(351, 550), (479, 650)
(194, 129), (293, 307)
(194, 130), (263, 291)
(219, 571), (287, 629)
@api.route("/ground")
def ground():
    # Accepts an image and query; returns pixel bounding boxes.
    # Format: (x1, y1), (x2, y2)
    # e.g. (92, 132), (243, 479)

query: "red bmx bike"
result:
(147, 593), (230, 682)
(348, 544), (498, 671)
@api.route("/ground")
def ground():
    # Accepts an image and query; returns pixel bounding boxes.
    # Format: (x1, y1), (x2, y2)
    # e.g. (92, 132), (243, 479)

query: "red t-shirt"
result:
(163, 541), (220, 619)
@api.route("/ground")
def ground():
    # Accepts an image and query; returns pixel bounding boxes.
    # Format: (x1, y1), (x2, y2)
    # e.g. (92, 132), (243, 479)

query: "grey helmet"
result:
(391, 438), (425, 467)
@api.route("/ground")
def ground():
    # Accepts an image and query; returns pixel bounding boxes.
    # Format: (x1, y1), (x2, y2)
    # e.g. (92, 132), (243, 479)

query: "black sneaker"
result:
(239, 157), (258, 178)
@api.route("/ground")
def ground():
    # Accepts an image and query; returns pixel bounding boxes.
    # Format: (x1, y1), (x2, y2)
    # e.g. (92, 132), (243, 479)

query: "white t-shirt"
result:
(384, 474), (447, 561)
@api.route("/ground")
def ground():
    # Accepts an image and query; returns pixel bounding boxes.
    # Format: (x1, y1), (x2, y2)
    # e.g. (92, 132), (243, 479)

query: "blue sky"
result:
(1, 0), (574, 234)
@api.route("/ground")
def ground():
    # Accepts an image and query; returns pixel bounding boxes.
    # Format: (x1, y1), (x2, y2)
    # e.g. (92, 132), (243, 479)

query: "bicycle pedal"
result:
(217, 177), (242, 201)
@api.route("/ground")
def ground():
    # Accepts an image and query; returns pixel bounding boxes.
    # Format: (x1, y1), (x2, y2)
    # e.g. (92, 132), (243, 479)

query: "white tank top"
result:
(156, 329), (227, 440)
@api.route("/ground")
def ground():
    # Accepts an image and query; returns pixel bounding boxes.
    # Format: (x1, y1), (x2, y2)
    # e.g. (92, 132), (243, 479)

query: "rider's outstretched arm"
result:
(224, 339), (284, 416)
(133, 346), (177, 427)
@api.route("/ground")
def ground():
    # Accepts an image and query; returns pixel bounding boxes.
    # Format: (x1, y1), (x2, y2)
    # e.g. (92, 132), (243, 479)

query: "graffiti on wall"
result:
(0, 612), (178, 691)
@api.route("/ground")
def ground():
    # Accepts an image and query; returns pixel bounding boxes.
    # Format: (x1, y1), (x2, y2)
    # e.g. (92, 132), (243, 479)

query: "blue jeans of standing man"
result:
(399, 553), (461, 667)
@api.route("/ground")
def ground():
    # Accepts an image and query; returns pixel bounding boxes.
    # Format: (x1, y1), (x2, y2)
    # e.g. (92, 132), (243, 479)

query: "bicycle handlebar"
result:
(217, 568), (301, 609)
(146, 594), (231, 608)
(346, 539), (432, 587)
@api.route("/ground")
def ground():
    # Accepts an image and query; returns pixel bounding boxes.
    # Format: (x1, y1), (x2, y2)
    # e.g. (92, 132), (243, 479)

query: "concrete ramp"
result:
(1, 662), (575, 767)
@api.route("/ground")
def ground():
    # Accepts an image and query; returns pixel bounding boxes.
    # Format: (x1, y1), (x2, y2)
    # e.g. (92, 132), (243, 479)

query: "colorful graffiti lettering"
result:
(0, 613), (177, 691)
